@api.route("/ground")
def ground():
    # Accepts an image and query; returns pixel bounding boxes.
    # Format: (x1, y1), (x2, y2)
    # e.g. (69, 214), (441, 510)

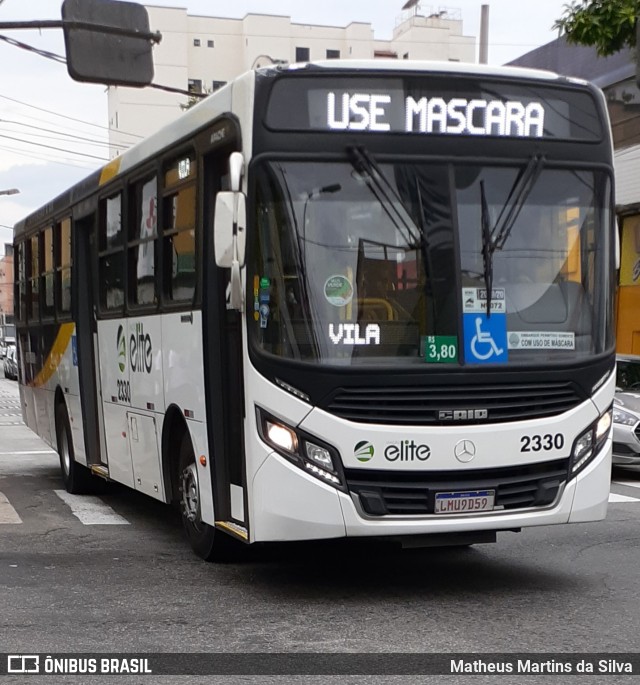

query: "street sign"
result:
(62, 0), (156, 87)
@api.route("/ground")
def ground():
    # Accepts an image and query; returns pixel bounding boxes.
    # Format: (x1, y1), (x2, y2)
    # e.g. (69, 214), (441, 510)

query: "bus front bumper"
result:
(250, 439), (611, 543)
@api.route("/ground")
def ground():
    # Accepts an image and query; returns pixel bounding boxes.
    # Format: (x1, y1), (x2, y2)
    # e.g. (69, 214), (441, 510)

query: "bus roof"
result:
(285, 58), (583, 85)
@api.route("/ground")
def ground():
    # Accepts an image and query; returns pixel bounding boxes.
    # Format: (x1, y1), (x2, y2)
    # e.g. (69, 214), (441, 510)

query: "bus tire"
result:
(55, 401), (92, 494)
(178, 431), (240, 562)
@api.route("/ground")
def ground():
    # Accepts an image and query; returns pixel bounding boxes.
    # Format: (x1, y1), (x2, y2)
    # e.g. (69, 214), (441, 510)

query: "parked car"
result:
(612, 355), (640, 467)
(3, 344), (17, 380)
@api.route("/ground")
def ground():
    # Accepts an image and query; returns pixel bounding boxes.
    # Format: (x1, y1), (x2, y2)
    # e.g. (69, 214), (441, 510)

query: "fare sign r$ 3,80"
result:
(327, 92), (545, 137)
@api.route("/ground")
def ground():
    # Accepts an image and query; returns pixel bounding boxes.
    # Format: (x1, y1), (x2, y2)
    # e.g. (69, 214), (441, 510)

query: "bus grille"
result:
(326, 382), (584, 425)
(345, 459), (569, 516)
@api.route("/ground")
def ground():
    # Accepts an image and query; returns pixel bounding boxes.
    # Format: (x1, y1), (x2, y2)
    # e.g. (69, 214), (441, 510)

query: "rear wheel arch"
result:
(54, 393), (92, 493)
(161, 405), (190, 505)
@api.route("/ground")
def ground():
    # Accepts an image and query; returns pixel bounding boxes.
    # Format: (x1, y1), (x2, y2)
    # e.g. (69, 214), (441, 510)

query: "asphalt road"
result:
(1, 372), (640, 684)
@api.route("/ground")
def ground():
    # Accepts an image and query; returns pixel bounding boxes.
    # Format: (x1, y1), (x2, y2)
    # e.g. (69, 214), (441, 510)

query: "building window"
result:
(188, 79), (203, 94)
(193, 38), (201, 47)
(207, 40), (214, 48)
(212, 80), (227, 92)
(326, 49), (340, 59)
(295, 47), (310, 63)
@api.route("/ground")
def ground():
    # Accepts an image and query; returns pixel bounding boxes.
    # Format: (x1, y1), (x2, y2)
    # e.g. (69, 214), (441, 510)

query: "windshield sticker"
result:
(254, 275), (271, 328)
(508, 331), (576, 350)
(462, 287), (505, 314)
(463, 313), (508, 364)
(324, 275), (354, 306)
(424, 336), (458, 363)
(329, 323), (380, 346)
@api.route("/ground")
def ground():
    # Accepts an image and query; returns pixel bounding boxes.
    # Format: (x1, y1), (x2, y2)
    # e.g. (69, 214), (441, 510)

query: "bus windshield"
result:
(250, 158), (613, 366)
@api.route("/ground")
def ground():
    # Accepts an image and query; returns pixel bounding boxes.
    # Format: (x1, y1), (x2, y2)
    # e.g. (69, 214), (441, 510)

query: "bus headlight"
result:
(265, 420), (298, 453)
(257, 408), (346, 491)
(571, 406), (612, 476)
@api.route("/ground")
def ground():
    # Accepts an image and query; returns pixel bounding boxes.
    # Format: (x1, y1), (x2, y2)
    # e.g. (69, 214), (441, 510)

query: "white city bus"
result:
(14, 61), (616, 560)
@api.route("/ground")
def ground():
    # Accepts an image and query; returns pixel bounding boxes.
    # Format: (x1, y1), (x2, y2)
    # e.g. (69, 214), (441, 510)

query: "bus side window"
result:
(55, 218), (72, 316)
(162, 152), (197, 304)
(129, 176), (158, 307)
(15, 241), (26, 323)
(28, 234), (40, 322)
(99, 193), (125, 312)
(42, 226), (55, 318)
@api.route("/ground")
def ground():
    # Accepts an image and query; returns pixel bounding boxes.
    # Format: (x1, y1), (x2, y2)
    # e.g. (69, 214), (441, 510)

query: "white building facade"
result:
(108, 5), (476, 155)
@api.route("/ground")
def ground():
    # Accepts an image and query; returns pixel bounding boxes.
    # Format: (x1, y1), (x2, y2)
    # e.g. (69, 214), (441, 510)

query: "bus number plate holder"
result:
(434, 490), (495, 514)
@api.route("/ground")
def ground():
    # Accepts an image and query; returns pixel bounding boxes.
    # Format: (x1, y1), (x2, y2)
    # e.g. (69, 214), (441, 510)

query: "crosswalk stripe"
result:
(0, 492), (22, 524)
(609, 493), (640, 503)
(54, 490), (129, 525)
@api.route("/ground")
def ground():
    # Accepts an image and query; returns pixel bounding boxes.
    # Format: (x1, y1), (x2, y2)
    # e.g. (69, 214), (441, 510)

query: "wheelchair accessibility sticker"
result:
(462, 288), (507, 364)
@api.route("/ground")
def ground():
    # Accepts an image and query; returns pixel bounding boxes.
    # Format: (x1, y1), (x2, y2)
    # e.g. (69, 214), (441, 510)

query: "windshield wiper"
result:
(347, 146), (421, 247)
(479, 154), (546, 316)
(480, 180), (494, 316)
(492, 153), (545, 249)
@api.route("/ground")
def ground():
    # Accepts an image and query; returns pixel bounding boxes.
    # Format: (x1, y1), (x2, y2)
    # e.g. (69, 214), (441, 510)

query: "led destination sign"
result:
(265, 75), (602, 141)
(327, 92), (545, 137)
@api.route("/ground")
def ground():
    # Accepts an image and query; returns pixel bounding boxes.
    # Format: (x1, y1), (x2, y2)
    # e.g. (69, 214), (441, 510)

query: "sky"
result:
(0, 0), (571, 252)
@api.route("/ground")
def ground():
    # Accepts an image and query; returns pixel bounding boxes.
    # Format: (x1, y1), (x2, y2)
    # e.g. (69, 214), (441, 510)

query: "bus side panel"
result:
(161, 312), (205, 420)
(103, 402), (134, 488)
(97, 318), (135, 488)
(161, 312), (214, 523)
(128, 315), (165, 414)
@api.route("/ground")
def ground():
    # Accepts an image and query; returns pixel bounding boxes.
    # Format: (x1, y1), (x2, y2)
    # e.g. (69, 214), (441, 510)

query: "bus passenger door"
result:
(73, 213), (108, 472)
(201, 141), (247, 535)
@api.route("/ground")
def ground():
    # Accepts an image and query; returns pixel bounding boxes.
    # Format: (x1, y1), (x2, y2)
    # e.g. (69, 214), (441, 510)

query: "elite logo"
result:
(130, 322), (152, 374)
(116, 323), (152, 374)
(354, 440), (375, 463)
(116, 325), (126, 373)
(384, 440), (431, 462)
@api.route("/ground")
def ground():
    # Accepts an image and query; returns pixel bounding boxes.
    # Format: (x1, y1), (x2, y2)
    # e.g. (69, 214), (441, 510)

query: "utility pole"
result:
(479, 4), (489, 65)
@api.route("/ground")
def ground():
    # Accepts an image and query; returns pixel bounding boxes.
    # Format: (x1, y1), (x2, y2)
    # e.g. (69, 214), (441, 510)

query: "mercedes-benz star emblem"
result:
(454, 439), (476, 463)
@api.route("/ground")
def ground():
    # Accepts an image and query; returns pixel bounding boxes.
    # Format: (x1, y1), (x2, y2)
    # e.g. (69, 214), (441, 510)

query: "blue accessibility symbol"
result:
(463, 313), (508, 364)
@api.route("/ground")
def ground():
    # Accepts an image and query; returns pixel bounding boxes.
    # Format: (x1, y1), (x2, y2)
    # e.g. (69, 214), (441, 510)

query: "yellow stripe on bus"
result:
(31, 323), (75, 388)
(99, 158), (122, 186)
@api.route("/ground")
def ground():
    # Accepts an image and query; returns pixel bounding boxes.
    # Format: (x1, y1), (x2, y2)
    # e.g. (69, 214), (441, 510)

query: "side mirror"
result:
(214, 191), (246, 268)
(229, 152), (244, 192)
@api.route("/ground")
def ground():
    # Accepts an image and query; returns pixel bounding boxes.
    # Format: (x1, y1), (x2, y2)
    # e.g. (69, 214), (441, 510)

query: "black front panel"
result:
(326, 379), (586, 425)
(346, 459), (569, 516)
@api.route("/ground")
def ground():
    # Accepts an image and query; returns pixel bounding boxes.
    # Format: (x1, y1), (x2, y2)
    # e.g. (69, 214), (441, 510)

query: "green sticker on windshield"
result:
(324, 274), (353, 306)
(425, 336), (458, 363)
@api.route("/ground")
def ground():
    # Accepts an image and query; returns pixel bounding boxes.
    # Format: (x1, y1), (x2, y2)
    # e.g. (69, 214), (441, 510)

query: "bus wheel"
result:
(178, 432), (239, 562)
(55, 402), (92, 494)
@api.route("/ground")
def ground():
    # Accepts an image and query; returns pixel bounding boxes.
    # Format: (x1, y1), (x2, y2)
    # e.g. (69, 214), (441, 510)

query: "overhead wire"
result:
(0, 133), (108, 161)
(0, 92), (143, 140)
(0, 119), (131, 150)
(0, 144), (103, 169)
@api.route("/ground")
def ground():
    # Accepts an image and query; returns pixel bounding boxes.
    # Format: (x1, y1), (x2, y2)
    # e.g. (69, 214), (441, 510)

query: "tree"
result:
(553, 0), (640, 56)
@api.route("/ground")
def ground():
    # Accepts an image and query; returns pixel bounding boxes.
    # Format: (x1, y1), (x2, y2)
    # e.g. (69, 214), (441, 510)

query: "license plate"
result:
(434, 490), (495, 514)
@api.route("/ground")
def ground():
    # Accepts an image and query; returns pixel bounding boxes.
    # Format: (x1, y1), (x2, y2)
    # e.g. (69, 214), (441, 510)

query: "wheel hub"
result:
(181, 463), (199, 522)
